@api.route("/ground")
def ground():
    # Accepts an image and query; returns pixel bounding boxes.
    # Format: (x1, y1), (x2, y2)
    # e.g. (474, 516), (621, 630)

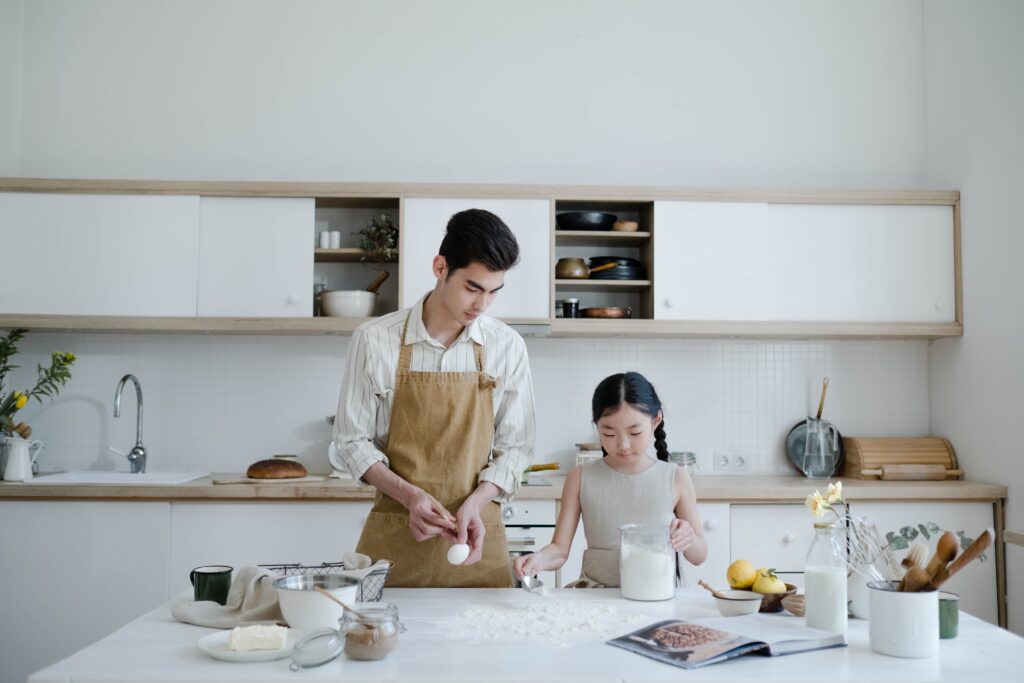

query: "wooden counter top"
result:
(0, 473), (1007, 502)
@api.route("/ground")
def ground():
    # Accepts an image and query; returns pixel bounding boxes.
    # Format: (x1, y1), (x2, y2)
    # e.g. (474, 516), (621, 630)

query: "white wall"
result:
(4, 334), (929, 477)
(924, 1), (1024, 633)
(0, 0), (22, 175)
(17, 0), (926, 187)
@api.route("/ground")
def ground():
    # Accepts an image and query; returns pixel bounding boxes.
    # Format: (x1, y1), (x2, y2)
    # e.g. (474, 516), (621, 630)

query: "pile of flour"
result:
(433, 601), (646, 647)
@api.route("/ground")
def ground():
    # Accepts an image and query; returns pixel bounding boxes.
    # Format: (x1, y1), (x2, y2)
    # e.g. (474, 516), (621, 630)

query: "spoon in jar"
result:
(314, 586), (368, 618)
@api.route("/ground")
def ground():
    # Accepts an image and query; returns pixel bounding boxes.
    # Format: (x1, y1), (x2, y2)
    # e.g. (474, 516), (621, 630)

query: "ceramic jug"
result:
(802, 417), (839, 479)
(2, 436), (43, 482)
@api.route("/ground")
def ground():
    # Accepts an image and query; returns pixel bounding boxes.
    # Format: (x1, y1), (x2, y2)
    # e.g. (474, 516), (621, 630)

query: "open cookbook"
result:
(608, 614), (846, 669)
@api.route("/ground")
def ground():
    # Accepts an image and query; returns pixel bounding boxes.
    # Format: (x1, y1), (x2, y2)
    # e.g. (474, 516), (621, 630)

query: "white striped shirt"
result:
(330, 293), (536, 500)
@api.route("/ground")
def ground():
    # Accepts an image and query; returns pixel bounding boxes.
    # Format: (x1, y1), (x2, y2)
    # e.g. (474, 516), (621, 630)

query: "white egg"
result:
(447, 543), (470, 565)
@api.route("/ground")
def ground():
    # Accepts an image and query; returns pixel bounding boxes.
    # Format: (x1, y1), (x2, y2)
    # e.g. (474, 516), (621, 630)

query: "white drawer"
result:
(501, 500), (556, 525)
(730, 504), (814, 573)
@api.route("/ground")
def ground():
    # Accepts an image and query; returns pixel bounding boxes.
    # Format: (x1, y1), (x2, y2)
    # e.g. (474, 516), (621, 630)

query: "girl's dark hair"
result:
(439, 209), (520, 274)
(591, 371), (670, 461)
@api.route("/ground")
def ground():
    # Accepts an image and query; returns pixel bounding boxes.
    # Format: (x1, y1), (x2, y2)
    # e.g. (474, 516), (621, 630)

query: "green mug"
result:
(939, 591), (959, 639)
(190, 565), (233, 605)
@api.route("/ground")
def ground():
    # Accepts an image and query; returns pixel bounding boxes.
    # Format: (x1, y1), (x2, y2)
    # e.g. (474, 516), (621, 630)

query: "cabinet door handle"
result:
(507, 538), (536, 548)
(664, 297), (676, 309)
(783, 532), (796, 544)
(934, 301), (945, 310)
(704, 519), (718, 531)
(286, 294), (301, 306)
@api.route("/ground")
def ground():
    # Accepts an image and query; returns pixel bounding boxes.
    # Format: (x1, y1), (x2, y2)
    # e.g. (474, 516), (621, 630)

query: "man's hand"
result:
(455, 482), (502, 564)
(407, 490), (458, 543)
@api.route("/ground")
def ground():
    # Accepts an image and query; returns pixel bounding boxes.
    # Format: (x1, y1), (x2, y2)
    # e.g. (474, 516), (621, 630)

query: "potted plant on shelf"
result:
(354, 211), (398, 295)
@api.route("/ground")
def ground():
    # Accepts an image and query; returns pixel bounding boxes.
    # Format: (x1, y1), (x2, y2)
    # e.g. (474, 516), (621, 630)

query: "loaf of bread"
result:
(246, 458), (308, 479)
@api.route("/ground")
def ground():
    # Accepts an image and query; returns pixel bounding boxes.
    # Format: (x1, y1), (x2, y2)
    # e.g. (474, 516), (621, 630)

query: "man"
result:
(330, 208), (536, 587)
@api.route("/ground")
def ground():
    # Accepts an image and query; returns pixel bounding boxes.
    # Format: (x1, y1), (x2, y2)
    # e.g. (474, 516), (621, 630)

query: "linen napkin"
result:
(171, 565), (283, 629)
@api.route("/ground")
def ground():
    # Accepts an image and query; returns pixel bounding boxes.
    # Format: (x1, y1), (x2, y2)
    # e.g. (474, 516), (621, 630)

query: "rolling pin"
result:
(861, 464), (963, 480)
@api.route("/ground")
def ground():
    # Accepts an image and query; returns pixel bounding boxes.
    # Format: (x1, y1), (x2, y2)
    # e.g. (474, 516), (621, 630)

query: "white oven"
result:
(502, 500), (558, 588)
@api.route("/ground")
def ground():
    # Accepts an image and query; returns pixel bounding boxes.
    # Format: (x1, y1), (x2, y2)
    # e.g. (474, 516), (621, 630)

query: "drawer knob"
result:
(703, 519), (718, 531)
(783, 532), (796, 544)
(934, 300), (945, 310)
(502, 505), (516, 521)
(664, 297), (676, 309)
(286, 294), (301, 306)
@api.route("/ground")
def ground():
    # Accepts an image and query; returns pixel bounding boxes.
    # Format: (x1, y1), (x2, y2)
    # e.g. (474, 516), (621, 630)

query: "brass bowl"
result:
(555, 257), (588, 279)
(580, 306), (632, 319)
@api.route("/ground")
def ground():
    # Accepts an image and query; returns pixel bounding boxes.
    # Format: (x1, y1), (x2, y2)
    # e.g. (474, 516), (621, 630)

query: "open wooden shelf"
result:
(314, 248), (397, 264)
(554, 279), (652, 292)
(554, 231), (651, 246)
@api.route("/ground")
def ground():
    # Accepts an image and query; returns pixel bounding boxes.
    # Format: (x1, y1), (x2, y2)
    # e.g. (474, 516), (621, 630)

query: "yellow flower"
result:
(805, 491), (829, 517)
(825, 481), (843, 504)
(14, 392), (27, 410)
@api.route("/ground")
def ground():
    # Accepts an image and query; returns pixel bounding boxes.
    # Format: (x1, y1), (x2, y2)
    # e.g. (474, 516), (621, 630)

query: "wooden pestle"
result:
(924, 531), (959, 582)
(928, 529), (993, 591)
(697, 579), (728, 600)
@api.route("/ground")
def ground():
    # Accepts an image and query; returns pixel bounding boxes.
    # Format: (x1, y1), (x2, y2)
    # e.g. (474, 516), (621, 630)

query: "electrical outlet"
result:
(713, 452), (747, 472)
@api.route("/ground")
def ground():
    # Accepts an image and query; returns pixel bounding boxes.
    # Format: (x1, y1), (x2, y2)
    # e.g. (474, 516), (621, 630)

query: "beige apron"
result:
(355, 313), (515, 588)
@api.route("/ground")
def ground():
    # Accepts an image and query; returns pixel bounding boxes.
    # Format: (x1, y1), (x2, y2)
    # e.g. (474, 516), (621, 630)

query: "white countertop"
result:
(29, 588), (1021, 683)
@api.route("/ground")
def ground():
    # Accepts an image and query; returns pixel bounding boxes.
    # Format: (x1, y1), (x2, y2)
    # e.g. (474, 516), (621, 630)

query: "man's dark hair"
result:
(438, 209), (520, 275)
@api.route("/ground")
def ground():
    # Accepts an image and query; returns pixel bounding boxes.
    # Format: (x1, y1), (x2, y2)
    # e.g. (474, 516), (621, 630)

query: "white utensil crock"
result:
(868, 580), (938, 658)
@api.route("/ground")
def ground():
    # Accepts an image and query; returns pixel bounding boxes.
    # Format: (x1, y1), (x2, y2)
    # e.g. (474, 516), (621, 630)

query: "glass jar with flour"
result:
(619, 524), (675, 601)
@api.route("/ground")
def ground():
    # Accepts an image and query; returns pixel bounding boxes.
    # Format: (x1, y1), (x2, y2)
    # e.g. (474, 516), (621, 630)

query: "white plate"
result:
(197, 629), (299, 663)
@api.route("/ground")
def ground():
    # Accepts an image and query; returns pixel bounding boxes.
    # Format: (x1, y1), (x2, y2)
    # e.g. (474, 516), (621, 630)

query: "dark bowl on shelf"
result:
(556, 212), (618, 231)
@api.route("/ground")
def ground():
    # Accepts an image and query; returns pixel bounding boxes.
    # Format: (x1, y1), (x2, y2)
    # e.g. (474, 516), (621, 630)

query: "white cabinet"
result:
(197, 197), (314, 317)
(654, 201), (955, 322)
(400, 198), (551, 320)
(0, 501), (170, 683)
(686, 503), (730, 586)
(0, 193), (200, 315)
(169, 501), (372, 595)
(851, 502), (997, 624)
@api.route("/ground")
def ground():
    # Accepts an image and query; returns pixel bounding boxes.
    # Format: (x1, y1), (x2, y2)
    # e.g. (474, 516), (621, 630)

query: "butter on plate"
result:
(227, 624), (288, 651)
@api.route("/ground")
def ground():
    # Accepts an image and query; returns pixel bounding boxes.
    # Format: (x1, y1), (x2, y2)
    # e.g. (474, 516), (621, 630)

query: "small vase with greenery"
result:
(0, 328), (77, 438)
(355, 212), (399, 264)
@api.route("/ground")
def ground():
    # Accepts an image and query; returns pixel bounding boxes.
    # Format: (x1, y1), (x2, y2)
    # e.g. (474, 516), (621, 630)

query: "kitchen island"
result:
(28, 588), (1022, 683)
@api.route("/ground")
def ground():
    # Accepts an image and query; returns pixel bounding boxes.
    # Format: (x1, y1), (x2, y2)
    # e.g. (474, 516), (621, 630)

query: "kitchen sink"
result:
(25, 471), (209, 485)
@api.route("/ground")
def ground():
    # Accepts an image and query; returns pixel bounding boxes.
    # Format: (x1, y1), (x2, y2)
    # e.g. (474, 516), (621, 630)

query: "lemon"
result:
(751, 567), (787, 594)
(726, 559), (757, 589)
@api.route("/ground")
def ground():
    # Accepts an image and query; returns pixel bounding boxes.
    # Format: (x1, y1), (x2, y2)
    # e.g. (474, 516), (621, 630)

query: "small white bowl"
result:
(273, 574), (360, 631)
(713, 590), (763, 617)
(320, 290), (376, 317)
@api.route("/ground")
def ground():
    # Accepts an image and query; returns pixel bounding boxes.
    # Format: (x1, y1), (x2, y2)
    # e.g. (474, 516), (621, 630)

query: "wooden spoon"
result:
(924, 531), (959, 582)
(816, 377), (830, 419)
(697, 579), (728, 599)
(314, 586), (366, 619)
(929, 528), (993, 591)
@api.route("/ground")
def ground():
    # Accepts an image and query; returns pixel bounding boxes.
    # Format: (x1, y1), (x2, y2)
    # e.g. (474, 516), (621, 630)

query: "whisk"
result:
(829, 515), (902, 583)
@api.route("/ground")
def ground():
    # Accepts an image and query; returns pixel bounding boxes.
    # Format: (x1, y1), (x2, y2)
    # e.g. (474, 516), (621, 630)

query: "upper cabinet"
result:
(197, 197), (314, 317)
(0, 180), (962, 338)
(0, 192), (200, 316)
(400, 198), (550, 321)
(653, 201), (956, 324)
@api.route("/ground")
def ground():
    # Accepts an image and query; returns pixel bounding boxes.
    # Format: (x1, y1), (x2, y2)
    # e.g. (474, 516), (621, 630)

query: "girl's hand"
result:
(513, 552), (541, 579)
(670, 518), (696, 552)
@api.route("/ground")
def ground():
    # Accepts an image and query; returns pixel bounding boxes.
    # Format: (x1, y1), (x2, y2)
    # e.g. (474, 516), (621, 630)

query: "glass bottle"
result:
(804, 521), (847, 634)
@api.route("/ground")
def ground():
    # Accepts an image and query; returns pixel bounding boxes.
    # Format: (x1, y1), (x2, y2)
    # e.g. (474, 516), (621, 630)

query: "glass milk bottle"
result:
(804, 522), (848, 634)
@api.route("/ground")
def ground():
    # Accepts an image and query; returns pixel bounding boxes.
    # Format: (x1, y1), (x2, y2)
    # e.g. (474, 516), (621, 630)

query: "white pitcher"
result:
(2, 436), (44, 482)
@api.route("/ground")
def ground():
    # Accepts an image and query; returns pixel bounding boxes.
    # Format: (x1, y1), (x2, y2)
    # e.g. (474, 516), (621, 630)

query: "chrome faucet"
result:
(113, 374), (147, 473)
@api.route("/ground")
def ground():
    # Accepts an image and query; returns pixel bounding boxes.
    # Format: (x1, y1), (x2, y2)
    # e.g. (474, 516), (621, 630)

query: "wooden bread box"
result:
(841, 437), (963, 480)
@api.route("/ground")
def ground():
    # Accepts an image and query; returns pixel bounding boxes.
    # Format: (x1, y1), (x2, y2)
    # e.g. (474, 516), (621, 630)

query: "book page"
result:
(692, 614), (845, 654)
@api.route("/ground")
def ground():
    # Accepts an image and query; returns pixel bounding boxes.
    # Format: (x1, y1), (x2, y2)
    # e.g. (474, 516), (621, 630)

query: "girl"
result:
(514, 371), (707, 587)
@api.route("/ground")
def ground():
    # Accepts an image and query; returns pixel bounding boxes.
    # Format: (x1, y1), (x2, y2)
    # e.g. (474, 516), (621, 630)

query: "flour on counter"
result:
(433, 602), (646, 647)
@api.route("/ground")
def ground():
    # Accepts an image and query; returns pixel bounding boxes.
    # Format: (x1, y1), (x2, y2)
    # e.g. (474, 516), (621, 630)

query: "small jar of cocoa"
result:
(341, 602), (404, 661)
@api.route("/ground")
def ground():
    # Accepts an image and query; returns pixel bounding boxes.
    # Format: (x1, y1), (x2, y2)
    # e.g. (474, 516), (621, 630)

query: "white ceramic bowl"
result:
(713, 590), (763, 617)
(273, 574), (360, 631)
(320, 290), (376, 317)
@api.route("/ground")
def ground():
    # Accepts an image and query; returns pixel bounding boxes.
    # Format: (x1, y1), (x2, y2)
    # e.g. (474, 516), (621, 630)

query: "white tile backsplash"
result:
(4, 333), (929, 476)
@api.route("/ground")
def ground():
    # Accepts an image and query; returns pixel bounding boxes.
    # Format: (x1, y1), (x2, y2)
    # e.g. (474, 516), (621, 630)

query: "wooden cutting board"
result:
(211, 475), (328, 485)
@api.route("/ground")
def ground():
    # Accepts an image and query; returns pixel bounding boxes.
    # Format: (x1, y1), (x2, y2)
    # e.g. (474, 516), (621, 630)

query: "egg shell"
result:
(447, 543), (470, 565)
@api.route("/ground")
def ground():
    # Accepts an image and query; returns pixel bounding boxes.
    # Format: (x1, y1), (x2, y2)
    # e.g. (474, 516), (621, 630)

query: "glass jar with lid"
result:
(290, 602), (405, 670)
(619, 523), (675, 601)
(667, 451), (698, 474)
